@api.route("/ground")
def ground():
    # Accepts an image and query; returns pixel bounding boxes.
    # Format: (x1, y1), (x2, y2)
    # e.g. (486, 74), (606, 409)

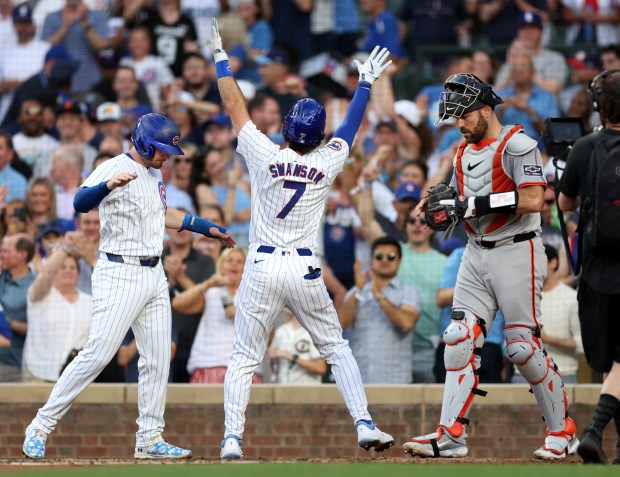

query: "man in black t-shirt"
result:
(131, 0), (198, 77)
(559, 70), (620, 465)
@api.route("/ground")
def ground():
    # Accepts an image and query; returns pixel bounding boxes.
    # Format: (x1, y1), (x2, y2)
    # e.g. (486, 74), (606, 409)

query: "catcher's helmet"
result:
(132, 113), (184, 159)
(282, 98), (326, 146)
(436, 73), (503, 124)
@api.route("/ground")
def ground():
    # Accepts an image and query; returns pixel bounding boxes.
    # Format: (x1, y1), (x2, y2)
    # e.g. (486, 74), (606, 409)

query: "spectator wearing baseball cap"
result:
(0, 2), (50, 129)
(559, 49), (603, 117)
(0, 44), (80, 129)
(96, 102), (124, 140)
(494, 10), (568, 95)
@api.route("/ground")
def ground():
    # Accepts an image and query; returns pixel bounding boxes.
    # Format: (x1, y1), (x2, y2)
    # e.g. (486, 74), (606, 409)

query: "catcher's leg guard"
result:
(438, 310), (488, 434)
(404, 310), (487, 458)
(504, 326), (571, 459)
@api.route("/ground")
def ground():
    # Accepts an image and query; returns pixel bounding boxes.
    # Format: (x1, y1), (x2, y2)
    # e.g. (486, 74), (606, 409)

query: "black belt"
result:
(257, 245), (312, 256)
(476, 231), (536, 249)
(105, 252), (160, 267)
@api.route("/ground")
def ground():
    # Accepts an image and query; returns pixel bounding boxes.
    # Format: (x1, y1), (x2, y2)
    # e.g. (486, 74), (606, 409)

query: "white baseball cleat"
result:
(534, 417), (579, 460)
(23, 424), (49, 459)
(356, 420), (394, 452)
(220, 435), (243, 459)
(134, 441), (192, 459)
(403, 426), (468, 458)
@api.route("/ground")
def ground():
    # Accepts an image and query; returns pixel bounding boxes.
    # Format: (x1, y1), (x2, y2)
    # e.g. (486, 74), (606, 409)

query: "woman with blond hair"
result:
(172, 248), (263, 383)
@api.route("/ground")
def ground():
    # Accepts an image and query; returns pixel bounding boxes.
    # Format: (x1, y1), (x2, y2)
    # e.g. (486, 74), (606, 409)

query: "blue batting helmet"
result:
(282, 98), (326, 146)
(132, 113), (184, 159)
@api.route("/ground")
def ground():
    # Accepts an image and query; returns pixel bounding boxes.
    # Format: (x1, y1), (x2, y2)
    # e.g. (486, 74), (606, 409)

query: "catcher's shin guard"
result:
(504, 326), (567, 433)
(438, 310), (488, 434)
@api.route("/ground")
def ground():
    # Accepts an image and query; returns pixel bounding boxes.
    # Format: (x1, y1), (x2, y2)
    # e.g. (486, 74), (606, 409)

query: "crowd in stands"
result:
(1, 0), (609, 384)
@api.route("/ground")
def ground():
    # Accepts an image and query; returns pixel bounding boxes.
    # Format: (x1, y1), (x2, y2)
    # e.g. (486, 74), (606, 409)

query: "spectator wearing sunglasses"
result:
(397, 205), (448, 383)
(338, 236), (421, 383)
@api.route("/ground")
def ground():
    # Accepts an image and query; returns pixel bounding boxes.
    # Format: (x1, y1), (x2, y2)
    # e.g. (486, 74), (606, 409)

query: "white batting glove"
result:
(353, 46), (392, 86)
(206, 18), (228, 63)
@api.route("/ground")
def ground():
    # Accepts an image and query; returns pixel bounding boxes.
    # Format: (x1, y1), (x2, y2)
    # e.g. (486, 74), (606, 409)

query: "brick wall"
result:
(0, 384), (617, 460)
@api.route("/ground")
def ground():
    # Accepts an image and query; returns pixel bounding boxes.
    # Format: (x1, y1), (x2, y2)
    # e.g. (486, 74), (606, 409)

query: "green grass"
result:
(2, 463), (619, 477)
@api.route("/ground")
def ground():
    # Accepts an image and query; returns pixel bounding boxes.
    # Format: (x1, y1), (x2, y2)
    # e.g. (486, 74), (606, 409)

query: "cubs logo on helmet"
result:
(132, 113), (185, 159)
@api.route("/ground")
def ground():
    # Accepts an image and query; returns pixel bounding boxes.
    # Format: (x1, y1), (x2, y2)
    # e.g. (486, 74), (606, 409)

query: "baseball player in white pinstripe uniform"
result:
(207, 19), (395, 459)
(23, 113), (235, 460)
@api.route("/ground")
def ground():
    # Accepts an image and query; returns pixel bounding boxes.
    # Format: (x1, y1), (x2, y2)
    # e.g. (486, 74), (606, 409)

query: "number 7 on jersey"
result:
(276, 180), (306, 219)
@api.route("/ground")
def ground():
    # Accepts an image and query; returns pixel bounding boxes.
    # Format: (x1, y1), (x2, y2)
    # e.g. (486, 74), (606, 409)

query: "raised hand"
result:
(207, 18), (228, 63)
(353, 46), (392, 86)
(106, 172), (138, 191)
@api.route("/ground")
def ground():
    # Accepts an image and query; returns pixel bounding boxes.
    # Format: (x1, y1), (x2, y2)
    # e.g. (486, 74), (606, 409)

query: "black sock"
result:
(590, 394), (620, 436)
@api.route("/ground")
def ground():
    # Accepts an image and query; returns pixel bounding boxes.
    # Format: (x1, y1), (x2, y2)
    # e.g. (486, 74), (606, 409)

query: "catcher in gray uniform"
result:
(403, 73), (578, 460)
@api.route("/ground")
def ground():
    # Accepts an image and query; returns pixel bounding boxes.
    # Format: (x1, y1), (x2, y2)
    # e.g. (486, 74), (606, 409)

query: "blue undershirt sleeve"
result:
(73, 181), (112, 213)
(333, 82), (371, 146)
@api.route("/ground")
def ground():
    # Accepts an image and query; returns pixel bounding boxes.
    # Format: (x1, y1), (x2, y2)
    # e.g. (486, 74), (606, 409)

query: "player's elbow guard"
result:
(181, 214), (227, 238)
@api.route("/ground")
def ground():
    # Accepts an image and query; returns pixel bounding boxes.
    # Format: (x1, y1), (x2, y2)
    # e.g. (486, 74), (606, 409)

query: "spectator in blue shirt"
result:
(497, 53), (559, 147)
(361, 0), (405, 61)
(41, 0), (108, 93)
(0, 131), (27, 202)
(434, 247), (506, 383)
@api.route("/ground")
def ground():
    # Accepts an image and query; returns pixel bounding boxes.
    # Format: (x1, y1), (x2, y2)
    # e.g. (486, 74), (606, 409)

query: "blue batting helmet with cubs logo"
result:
(132, 113), (184, 159)
(282, 98), (326, 146)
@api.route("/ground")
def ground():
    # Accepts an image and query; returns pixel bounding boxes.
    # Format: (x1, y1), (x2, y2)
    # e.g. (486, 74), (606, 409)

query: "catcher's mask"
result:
(436, 73), (503, 124)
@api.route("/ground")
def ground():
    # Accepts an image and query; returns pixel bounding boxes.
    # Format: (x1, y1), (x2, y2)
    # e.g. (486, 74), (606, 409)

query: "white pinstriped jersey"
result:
(80, 153), (167, 257)
(237, 121), (349, 249)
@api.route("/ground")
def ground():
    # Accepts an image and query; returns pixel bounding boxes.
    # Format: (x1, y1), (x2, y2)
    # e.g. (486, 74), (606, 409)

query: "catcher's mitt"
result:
(425, 183), (460, 235)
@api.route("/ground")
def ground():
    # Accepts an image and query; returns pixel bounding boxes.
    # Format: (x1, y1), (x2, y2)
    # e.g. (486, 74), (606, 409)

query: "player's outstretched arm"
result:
(166, 206), (236, 249)
(207, 18), (250, 133)
(333, 46), (392, 146)
(73, 172), (138, 213)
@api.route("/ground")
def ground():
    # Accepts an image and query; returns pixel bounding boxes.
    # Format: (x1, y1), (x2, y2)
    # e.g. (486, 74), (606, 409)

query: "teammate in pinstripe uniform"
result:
(23, 113), (235, 460)
(207, 19), (395, 459)
(404, 74), (578, 460)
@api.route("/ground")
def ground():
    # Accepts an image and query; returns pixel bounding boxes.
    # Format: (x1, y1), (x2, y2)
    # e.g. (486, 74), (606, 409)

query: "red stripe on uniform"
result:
(529, 238), (539, 328)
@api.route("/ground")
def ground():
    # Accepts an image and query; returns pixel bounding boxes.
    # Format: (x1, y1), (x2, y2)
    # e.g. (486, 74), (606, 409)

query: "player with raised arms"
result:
(207, 19), (395, 459)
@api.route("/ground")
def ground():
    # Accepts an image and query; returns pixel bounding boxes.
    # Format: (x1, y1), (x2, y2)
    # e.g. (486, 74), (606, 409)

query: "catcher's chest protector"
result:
(455, 125), (520, 198)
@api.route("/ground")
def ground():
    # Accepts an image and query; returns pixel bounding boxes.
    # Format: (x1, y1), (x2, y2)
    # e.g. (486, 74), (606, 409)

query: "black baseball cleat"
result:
(577, 427), (608, 464)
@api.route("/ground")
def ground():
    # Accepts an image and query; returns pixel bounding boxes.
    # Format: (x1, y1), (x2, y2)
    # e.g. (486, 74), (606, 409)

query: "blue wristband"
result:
(216, 60), (233, 79)
(181, 214), (227, 238)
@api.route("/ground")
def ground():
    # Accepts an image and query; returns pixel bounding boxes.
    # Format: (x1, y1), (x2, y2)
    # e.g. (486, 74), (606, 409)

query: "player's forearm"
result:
(165, 206), (187, 229)
(74, 182), (111, 213)
(216, 75), (250, 133)
(436, 288), (454, 308)
(333, 84), (371, 146)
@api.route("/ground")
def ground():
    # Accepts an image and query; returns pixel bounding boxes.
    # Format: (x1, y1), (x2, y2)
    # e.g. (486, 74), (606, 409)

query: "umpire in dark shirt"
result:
(559, 69), (620, 465)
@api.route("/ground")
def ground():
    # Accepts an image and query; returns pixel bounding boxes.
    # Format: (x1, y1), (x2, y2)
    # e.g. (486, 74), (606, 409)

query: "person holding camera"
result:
(558, 69), (620, 465)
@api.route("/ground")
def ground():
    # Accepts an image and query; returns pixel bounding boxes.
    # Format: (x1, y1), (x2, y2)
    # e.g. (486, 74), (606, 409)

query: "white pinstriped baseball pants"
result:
(224, 245), (372, 438)
(32, 258), (172, 447)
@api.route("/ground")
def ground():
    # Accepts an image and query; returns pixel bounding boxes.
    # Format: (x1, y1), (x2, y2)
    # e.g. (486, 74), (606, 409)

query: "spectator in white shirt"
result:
(24, 245), (92, 382)
(50, 144), (82, 221)
(120, 26), (174, 111)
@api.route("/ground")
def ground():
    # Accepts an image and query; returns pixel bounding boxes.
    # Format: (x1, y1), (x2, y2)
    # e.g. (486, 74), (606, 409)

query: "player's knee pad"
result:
(504, 326), (567, 432)
(443, 310), (486, 372)
(439, 310), (488, 432)
(504, 326), (547, 383)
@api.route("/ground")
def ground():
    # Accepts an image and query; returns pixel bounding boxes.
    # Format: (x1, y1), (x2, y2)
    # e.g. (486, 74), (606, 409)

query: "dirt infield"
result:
(0, 454), (585, 470)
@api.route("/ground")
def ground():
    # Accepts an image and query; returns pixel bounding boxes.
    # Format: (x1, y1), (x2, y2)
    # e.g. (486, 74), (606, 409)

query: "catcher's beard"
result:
(461, 111), (488, 144)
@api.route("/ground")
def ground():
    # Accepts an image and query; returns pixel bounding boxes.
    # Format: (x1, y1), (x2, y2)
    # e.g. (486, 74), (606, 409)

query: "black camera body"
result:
(542, 117), (586, 158)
